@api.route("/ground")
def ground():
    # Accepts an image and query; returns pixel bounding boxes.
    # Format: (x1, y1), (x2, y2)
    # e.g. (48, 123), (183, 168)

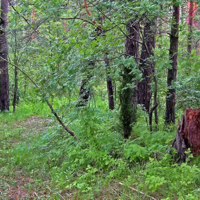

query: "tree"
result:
(120, 19), (140, 139)
(77, 76), (91, 107)
(105, 55), (115, 110)
(137, 20), (156, 113)
(165, 1), (179, 124)
(187, 0), (198, 53)
(0, 0), (9, 111)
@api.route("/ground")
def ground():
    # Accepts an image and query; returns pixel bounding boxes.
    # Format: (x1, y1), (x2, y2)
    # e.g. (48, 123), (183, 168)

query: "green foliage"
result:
(2, 0), (200, 199)
(176, 52), (200, 110)
(143, 156), (200, 197)
(1, 100), (200, 199)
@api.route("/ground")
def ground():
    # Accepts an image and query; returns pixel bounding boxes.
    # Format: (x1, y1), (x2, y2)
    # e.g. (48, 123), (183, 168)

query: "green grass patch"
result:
(1, 100), (200, 199)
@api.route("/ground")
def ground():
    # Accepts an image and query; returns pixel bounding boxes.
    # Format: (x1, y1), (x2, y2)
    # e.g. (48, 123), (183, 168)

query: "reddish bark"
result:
(84, 0), (91, 16)
(31, 9), (36, 40)
(172, 108), (200, 160)
(186, 1), (199, 53)
(186, 1), (198, 27)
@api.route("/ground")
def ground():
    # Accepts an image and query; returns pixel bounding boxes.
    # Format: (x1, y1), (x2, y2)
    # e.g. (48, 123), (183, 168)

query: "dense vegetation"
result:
(0, 0), (200, 199)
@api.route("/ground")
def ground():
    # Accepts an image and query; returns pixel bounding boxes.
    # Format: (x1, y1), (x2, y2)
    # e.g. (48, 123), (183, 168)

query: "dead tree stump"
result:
(172, 108), (200, 161)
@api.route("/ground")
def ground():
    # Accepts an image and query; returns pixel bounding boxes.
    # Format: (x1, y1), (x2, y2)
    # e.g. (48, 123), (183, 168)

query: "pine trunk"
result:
(0, 0), (9, 111)
(137, 21), (155, 113)
(187, 1), (194, 53)
(165, 5), (179, 124)
(121, 19), (139, 139)
(13, 61), (18, 113)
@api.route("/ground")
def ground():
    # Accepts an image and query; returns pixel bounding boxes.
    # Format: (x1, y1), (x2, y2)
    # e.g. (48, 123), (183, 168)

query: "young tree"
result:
(165, 1), (180, 124)
(0, 0), (9, 111)
(105, 55), (115, 110)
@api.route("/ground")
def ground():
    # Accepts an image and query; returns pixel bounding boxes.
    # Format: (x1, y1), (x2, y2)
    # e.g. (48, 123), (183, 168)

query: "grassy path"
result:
(0, 112), (68, 199)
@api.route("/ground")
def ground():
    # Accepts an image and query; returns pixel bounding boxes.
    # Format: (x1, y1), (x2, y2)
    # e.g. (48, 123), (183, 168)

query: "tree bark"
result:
(77, 17), (103, 107)
(0, 0), (9, 111)
(172, 108), (200, 161)
(165, 4), (179, 124)
(120, 19), (139, 139)
(13, 20), (19, 113)
(104, 56), (115, 110)
(137, 21), (156, 113)
(77, 78), (91, 107)
(13, 58), (18, 113)
(187, 1), (194, 54)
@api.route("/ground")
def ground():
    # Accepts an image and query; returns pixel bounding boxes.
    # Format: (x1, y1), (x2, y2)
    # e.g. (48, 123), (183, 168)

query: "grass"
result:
(1, 100), (200, 199)
(0, 102), (54, 199)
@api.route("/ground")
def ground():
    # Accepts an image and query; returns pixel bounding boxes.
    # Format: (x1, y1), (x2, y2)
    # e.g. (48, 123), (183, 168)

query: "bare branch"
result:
(119, 182), (157, 200)
(60, 17), (95, 26)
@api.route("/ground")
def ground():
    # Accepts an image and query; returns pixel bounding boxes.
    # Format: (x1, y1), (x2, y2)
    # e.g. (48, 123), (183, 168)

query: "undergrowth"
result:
(1, 101), (200, 199)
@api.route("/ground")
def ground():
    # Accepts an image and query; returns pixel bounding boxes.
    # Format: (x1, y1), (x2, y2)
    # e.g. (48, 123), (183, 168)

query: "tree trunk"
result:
(104, 56), (115, 110)
(196, 6), (200, 55)
(153, 75), (158, 126)
(187, 1), (194, 53)
(77, 78), (91, 107)
(77, 16), (104, 107)
(13, 58), (18, 113)
(13, 20), (19, 113)
(137, 21), (155, 113)
(0, 0), (9, 111)
(120, 19), (139, 139)
(165, 4), (179, 124)
(172, 108), (200, 162)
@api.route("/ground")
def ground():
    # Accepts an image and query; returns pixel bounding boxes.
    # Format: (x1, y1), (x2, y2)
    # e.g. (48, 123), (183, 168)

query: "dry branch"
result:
(119, 182), (157, 200)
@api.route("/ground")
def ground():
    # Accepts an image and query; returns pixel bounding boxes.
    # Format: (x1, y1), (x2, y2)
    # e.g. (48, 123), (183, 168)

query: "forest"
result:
(0, 0), (200, 199)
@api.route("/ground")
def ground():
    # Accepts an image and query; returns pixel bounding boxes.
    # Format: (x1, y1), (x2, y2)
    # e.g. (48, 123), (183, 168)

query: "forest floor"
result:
(0, 112), (136, 200)
(0, 115), (69, 199)
(3, 103), (198, 199)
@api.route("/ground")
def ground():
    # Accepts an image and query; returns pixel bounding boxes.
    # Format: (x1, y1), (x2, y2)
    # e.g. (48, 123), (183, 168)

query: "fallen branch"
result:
(33, 192), (40, 199)
(112, 188), (131, 199)
(47, 101), (77, 139)
(119, 182), (157, 200)
(57, 192), (65, 200)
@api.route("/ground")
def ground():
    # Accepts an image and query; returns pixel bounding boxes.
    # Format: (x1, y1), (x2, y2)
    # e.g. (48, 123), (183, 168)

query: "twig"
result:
(112, 188), (131, 199)
(9, 3), (39, 35)
(0, 56), (39, 88)
(127, 137), (140, 144)
(60, 17), (95, 26)
(119, 182), (157, 200)
(34, 192), (40, 199)
(57, 192), (65, 200)
(47, 101), (77, 139)
(111, 188), (121, 198)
